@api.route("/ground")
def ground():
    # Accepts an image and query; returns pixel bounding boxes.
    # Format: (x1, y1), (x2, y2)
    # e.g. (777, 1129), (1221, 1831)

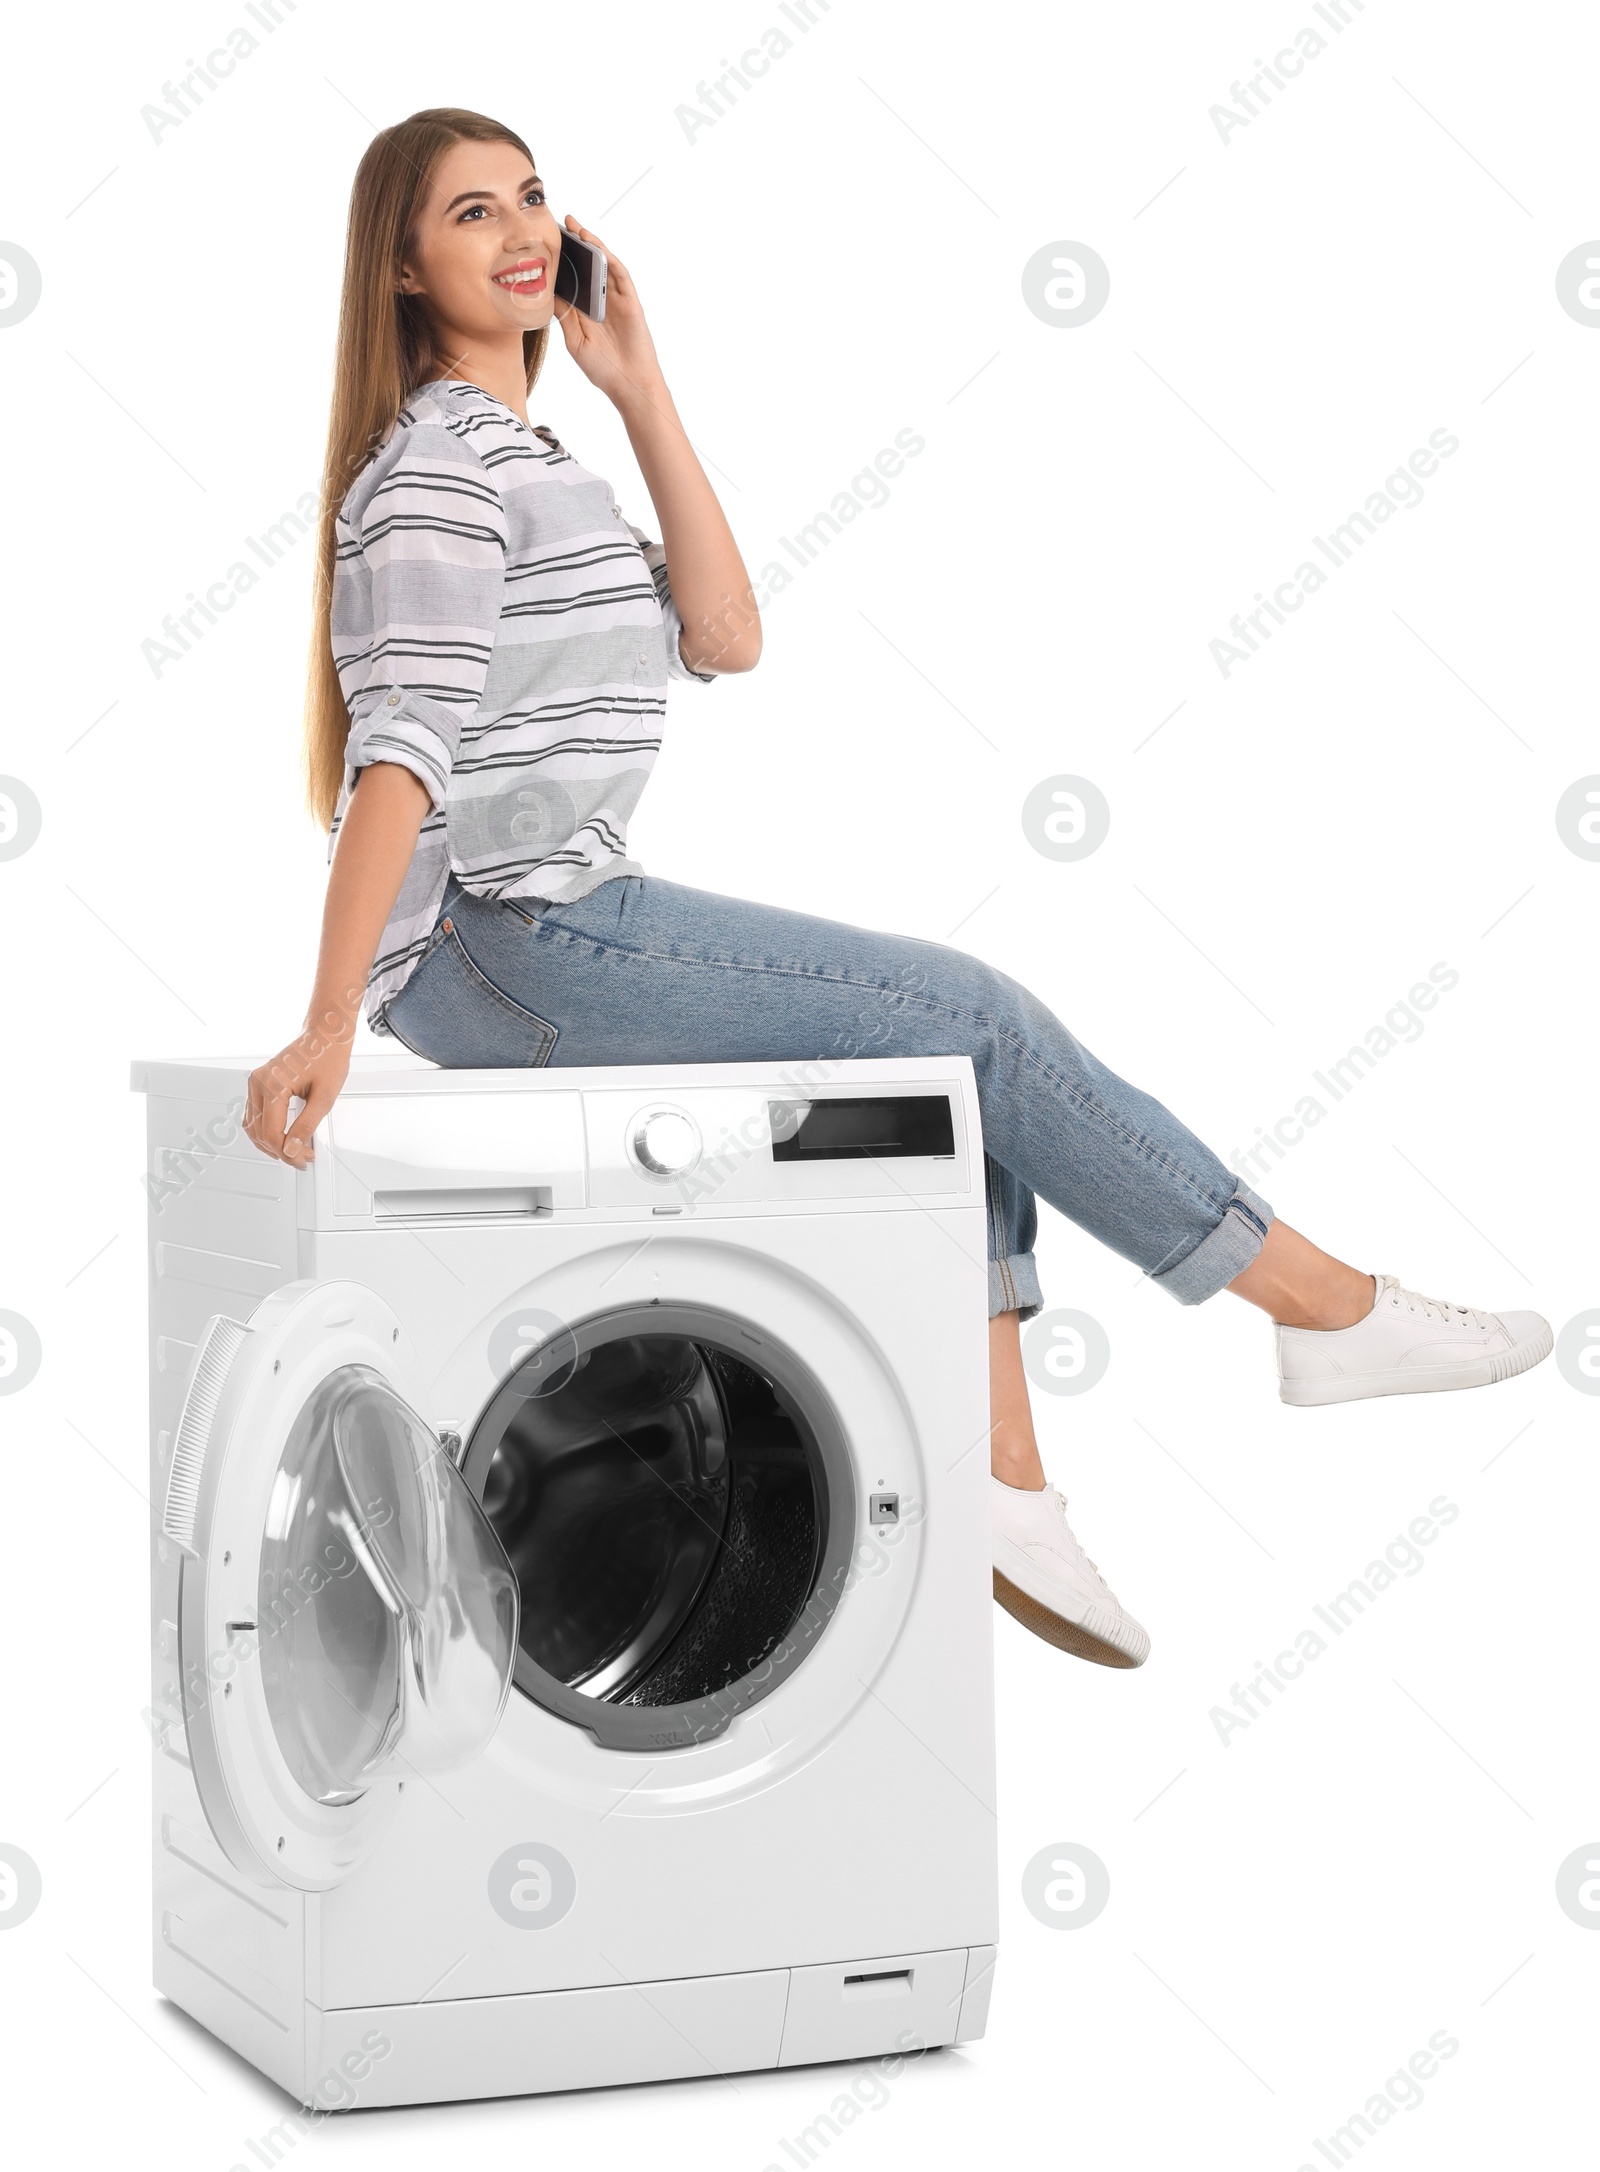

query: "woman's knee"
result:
(941, 947), (1038, 1056)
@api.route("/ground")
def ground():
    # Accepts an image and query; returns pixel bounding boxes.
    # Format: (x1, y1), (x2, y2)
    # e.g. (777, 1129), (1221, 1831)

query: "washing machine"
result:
(132, 1052), (999, 2109)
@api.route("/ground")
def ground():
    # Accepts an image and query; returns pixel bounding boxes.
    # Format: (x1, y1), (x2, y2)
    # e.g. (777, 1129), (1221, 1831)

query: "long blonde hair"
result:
(302, 107), (549, 827)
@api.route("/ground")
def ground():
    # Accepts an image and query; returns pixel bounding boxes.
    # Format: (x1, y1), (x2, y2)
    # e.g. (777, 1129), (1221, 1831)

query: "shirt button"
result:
(386, 692), (401, 706)
(638, 650), (649, 664)
(611, 504), (623, 518)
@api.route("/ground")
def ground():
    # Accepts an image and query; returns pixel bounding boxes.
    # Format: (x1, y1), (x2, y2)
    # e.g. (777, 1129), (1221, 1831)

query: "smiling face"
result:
(396, 137), (564, 355)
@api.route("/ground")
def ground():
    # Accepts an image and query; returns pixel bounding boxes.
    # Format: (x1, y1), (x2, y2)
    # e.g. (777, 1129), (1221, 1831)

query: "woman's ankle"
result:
(1271, 1269), (1377, 1331)
(989, 1310), (1047, 1488)
(991, 1440), (1047, 1489)
(1229, 1223), (1376, 1331)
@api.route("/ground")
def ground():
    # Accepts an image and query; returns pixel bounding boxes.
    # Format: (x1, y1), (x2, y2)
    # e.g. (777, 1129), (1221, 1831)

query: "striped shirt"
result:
(330, 374), (712, 1027)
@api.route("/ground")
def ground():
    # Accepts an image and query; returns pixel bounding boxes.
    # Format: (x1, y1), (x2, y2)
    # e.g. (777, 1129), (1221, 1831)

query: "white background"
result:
(1, 0), (1596, 2164)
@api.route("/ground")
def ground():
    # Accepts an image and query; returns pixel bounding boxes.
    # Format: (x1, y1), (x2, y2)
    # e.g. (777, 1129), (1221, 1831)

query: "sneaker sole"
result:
(1279, 1320), (1554, 1406)
(992, 1570), (1149, 1668)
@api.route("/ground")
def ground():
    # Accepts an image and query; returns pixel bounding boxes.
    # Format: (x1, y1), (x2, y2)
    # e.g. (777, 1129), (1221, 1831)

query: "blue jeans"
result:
(381, 874), (1274, 1321)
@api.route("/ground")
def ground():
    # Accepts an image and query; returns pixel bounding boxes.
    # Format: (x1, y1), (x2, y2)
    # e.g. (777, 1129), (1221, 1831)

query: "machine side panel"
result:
(144, 1090), (307, 2095)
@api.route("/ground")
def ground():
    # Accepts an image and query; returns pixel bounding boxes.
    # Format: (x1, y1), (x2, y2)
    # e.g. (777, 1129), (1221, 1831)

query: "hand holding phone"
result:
(555, 230), (607, 321)
(553, 218), (666, 408)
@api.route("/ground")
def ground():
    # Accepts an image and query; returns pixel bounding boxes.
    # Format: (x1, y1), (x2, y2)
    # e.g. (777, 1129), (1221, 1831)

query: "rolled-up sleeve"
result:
(625, 521), (717, 684)
(340, 420), (508, 806)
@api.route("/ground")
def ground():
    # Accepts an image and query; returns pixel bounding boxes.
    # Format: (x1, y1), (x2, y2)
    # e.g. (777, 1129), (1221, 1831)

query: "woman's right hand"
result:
(245, 1023), (355, 1168)
(245, 761), (434, 1169)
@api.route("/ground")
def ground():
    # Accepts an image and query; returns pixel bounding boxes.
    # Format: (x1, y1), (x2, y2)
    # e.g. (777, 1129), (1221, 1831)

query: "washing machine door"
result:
(161, 1279), (518, 1892)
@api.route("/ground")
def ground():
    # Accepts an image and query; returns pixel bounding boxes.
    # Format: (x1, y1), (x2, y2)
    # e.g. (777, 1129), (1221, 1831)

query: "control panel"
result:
(587, 1084), (968, 1211)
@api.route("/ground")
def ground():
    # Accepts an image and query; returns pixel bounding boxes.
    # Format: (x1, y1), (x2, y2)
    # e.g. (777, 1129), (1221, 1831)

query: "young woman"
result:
(244, 107), (1552, 1672)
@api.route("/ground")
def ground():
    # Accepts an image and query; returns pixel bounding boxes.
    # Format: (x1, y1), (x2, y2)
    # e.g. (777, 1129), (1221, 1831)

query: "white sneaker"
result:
(1277, 1273), (1552, 1406)
(990, 1477), (1150, 1668)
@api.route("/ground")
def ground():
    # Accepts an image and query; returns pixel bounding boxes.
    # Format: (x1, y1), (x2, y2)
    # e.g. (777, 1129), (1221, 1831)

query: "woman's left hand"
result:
(555, 216), (666, 412)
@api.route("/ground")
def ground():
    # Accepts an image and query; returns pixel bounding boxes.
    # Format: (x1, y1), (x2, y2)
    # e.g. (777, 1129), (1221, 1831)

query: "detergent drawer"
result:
(778, 1946), (972, 2066)
(322, 1091), (586, 1219)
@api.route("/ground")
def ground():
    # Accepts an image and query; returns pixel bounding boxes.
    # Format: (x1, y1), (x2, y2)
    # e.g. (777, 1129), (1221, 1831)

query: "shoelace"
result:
(1389, 1278), (1492, 1329)
(1048, 1487), (1114, 1592)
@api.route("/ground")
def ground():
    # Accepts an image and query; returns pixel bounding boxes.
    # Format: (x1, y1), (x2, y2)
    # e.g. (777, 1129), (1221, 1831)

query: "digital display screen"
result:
(768, 1095), (955, 1161)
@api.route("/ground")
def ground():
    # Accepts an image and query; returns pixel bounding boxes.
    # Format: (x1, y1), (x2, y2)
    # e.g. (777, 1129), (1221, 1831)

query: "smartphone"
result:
(555, 231), (607, 321)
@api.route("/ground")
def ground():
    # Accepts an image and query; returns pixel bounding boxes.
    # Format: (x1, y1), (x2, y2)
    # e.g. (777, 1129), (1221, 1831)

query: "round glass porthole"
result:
(257, 1366), (518, 1804)
(460, 1304), (856, 1749)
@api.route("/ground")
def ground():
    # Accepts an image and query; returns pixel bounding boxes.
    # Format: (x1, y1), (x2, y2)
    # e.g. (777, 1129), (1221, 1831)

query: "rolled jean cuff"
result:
(988, 1251), (1045, 1323)
(1150, 1176), (1275, 1307)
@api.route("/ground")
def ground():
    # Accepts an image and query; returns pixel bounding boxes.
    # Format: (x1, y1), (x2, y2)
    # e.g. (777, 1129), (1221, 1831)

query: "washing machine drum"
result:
(462, 1306), (854, 1750)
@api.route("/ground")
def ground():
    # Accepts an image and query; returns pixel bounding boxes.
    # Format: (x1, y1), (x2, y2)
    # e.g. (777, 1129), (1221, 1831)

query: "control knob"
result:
(630, 1106), (701, 1178)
